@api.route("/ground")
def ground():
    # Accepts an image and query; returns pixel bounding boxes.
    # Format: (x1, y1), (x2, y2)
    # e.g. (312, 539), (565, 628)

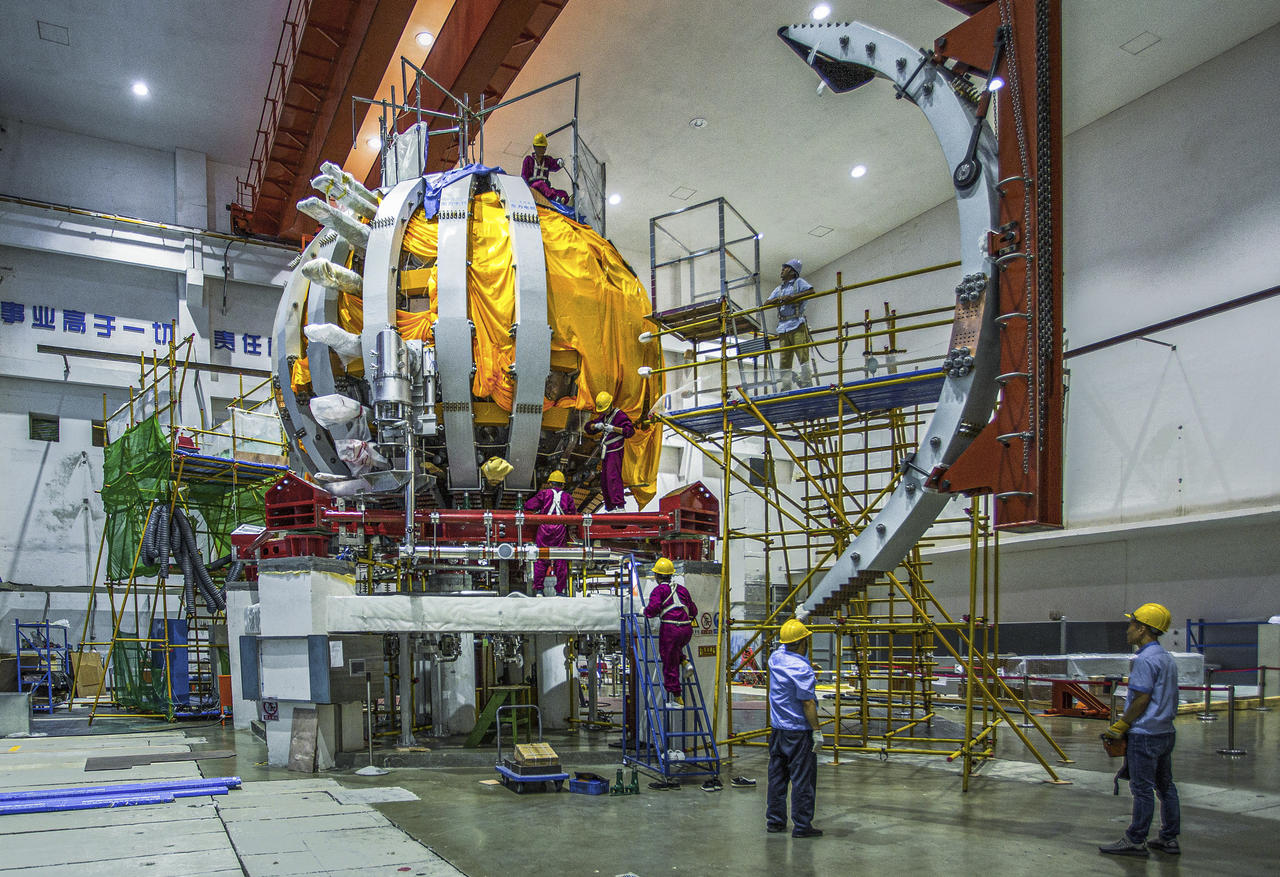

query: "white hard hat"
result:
(784, 258), (802, 274)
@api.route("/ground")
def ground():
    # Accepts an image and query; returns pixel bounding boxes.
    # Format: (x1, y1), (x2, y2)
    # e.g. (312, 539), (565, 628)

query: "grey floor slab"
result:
(0, 847), (244, 877)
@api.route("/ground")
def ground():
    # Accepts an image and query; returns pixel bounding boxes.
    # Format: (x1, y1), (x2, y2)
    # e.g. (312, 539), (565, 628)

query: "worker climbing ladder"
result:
(619, 559), (719, 787)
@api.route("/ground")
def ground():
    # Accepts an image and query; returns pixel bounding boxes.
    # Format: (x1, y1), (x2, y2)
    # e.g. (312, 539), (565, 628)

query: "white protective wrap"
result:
(325, 594), (622, 635)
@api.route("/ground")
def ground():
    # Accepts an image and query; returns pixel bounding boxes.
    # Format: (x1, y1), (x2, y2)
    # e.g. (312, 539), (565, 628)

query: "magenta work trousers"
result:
(532, 558), (568, 595)
(658, 621), (693, 696)
(601, 451), (626, 510)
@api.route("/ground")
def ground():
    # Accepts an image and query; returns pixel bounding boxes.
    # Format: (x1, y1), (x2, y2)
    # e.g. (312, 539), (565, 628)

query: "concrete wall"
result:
(0, 119), (292, 650)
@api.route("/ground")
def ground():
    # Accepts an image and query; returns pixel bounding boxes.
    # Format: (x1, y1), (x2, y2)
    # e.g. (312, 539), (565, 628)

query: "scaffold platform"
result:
(666, 366), (946, 435)
(173, 447), (289, 486)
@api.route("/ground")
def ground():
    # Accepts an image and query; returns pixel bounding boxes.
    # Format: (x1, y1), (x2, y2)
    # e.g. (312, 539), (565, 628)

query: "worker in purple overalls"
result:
(584, 391), (634, 511)
(520, 133), (570, 205)
(643, 557), (698, 708)
(524, 470), (576, 596)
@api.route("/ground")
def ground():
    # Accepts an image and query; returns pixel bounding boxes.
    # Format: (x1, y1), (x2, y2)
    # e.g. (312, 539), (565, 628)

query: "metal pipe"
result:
(1215, 685), (1247, 758)
(1197, 671), (1218, 722)
(1256, 665), (1271, 712)
(327, 508), (675, 528)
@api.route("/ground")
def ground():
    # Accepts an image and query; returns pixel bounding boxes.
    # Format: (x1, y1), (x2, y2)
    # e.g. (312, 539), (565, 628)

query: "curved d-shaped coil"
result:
(778, 22), (1002, 619)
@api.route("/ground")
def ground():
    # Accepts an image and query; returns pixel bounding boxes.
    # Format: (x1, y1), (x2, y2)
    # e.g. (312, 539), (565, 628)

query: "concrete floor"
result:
(3, 705), (1277, 876)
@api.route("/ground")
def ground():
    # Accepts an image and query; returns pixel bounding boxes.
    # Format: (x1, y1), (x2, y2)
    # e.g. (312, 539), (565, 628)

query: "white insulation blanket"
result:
(326, 594), (623, 634)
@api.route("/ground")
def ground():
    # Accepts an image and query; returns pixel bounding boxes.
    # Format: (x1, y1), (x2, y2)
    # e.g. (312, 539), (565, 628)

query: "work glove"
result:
(585, 422), (599, 433)
(1103, 718), (1130, 740)
(811, 730), (824, 748)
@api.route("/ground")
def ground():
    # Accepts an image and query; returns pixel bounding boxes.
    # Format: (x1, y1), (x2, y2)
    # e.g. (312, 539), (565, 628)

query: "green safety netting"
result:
(109, 640), (172, 716)
(101, 415), (272, 581)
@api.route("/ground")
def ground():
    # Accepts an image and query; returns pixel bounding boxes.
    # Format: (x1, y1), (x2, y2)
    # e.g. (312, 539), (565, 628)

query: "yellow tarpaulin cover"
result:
(293, 192), (664, 508)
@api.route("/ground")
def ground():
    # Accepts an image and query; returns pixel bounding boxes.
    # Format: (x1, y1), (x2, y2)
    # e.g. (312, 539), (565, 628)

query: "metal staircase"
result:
(619, 561), (719, 786)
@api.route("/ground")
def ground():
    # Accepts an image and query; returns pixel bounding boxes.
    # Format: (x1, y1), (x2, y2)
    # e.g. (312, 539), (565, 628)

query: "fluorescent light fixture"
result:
(608, 193), (621, 206)
(415, 31), (434, 48)
(131, 81), (149, 97)
(811, 4), (831, 21)
(987, 76), (1005, 92)
(850, 164), (867, 178)
(366, 135), (382, 150)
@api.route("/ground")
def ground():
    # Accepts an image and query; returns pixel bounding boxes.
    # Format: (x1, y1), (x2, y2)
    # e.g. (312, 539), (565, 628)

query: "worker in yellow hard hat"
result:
(521, 132), (569, 205)
(766, 617), (823, 838)
(642, 557), (699, 711)
(1098, 602), (1180, 858)
(523, 470), (576, 596)
(584, 391), (634, 510)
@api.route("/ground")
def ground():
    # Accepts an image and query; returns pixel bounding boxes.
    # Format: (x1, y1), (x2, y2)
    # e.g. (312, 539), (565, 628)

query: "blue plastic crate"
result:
(568, 778), (609, 795)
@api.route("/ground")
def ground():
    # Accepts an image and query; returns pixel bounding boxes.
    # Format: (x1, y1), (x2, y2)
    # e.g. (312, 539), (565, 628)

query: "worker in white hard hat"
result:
(521, 132), (570, 205)
(1098, 602), (1181, 858)
(764, 258), (815, 390)
(642, 557), (699, 710)
(766, 618), (823, 838)
(583, 391), (634, 510)
(523, 470), (576, 596)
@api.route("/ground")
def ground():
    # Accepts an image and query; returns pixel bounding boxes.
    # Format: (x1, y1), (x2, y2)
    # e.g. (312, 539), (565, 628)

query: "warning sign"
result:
(261, 700), (279, 722)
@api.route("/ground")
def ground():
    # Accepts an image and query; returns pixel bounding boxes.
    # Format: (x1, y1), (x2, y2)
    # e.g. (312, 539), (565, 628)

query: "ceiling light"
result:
(608, 193), (622, 206)
(850, 165), (867, 178)
(131, 81), (149, 97)
(415, 31), (434, 48)
(367, 135), (382, 150)
(987, 76), (1005, 92)
(689, 117), (708, 129)
(811, 4), (832, 21)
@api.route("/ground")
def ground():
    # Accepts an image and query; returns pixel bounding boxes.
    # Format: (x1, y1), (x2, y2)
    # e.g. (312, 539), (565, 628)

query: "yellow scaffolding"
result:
(75, 331), (287, 722)
(650, 266), (1070, 788)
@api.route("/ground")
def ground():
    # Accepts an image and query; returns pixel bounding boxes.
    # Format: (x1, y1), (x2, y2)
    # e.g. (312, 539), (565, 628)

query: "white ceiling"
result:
(1, 0), (1278, 278)
(0, 0), (291, 165)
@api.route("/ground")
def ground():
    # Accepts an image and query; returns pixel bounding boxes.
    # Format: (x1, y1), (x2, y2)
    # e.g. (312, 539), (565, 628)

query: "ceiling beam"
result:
(250, 0), (416, 240)
(363, 0), (570, 186)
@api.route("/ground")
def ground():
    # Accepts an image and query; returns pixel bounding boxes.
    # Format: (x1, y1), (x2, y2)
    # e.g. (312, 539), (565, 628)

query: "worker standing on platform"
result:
(766, 618), (823, 839)
(765, 258), (815, 390)
(521, 133), (570, 205)
(524, 470), (576, 596)
(1098, 602), (1181, 858)
(584, 391), (634, 511)
(642, 557), (697, 709)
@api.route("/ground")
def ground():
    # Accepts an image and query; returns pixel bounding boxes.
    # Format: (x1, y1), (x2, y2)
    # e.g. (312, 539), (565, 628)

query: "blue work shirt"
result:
(1127, 640), (1179, 735)
(768, 644), (816, 730)
(765, 278), (814, 334)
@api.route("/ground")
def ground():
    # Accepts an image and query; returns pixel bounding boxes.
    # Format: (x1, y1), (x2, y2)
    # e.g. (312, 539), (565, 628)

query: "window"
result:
(92, 420), (107, 448)
(29, 413), (59, 442)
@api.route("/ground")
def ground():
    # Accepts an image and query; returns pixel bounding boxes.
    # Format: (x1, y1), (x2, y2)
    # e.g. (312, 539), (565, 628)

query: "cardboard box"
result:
(70, 651), (106, 699)
(514, 742), (559, 766)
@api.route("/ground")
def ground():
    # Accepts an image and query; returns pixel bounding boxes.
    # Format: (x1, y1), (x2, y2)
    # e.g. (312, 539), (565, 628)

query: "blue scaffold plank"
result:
(667, 367), (946, 436)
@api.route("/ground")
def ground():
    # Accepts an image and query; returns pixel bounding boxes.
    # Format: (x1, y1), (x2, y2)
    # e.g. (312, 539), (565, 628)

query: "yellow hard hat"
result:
(653, 557), (675, 576)
(779, 618), (812, 644)
(1126, 602), (1171, 634)
(533, 133), (548, 148)
(548, 470), (565, 484)
(595, 391), (613, 412)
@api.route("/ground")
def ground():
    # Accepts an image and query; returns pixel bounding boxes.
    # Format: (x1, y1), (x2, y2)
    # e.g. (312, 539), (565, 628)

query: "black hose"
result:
(206, 553), (233, 571)
(141, 503), (160, 565)
(226, 559), (245, 584)
(156, 504), (171, 579)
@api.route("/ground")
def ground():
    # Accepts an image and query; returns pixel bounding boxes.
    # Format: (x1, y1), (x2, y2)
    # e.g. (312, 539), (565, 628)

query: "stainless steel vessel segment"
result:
(435, 174), (482, 490)
(273, 230), (350, 478)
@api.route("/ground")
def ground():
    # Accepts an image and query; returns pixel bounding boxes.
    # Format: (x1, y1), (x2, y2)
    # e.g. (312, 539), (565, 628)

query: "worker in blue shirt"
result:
(1098, 602), (1181, 858)
(766, 618), (823, 838)
(765, 259), (815, 390)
